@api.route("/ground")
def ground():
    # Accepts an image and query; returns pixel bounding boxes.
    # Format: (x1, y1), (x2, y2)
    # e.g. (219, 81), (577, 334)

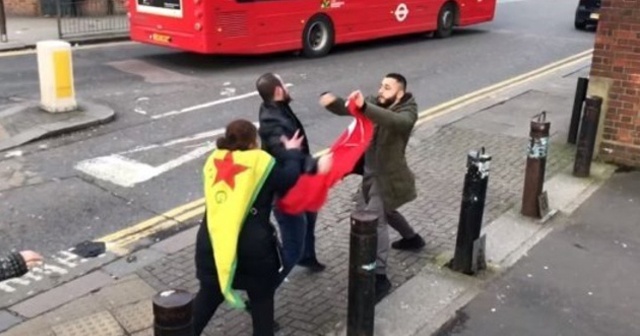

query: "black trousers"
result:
(193, 274), (276, 336)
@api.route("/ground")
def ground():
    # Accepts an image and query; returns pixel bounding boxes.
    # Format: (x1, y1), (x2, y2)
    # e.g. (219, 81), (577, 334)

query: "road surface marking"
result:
(75, 122), (259, 187)
(89, 49), (593, 255)
(0, 250), (105, 294)
(416, 49), (593, 126)
(151, 83), (294, 120)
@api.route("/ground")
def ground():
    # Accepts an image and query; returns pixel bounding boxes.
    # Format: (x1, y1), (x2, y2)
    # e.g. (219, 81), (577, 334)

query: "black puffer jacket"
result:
(258, 101), (318, 173)
(0, 252), (28, 282)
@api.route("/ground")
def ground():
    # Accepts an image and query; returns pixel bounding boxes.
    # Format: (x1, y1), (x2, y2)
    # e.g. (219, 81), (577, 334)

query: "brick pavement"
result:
(136, 116), (576, 335)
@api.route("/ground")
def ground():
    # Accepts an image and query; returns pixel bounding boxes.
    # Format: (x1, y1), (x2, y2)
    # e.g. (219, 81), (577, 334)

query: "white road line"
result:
(75, 123), (260, 187)
(151, 83), (294, 120)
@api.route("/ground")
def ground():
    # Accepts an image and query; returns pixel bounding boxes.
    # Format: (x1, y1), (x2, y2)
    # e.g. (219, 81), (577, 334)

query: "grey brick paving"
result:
(136, 121), (575, 336)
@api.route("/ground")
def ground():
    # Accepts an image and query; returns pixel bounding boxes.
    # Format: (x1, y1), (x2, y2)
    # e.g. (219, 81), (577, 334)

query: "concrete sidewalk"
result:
(436, 168), (640, 336)
(0, 55), (616, 336)
(0, 17), (128, 52)
(0, 18), (59, 52)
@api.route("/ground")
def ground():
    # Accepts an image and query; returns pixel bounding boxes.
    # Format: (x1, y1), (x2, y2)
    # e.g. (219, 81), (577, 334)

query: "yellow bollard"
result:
(37, 40), (77, 113)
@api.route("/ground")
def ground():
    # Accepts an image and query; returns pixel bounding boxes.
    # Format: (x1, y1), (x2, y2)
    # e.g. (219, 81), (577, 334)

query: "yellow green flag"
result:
(203, 149), (275, 309)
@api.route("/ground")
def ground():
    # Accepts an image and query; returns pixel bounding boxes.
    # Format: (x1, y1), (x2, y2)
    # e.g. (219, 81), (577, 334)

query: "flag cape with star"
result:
(203, 148), (275, 309)
(277, 99), (374, 214)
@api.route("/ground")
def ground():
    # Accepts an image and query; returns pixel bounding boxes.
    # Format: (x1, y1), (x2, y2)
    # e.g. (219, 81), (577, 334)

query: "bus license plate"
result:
(151, 33), (171, 43)
(590, 13), (600, 20)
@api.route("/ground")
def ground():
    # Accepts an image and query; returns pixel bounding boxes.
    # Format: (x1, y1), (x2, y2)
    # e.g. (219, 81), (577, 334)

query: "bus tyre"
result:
(435, 2), (455, 38)
(302, 15), (334, 58)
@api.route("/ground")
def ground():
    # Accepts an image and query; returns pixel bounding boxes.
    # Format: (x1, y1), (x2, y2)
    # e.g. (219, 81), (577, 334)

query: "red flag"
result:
(277, 99), (374, 214)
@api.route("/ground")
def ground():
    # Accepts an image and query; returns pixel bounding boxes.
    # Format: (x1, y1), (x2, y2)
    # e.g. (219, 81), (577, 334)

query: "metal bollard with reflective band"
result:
(347, 210), (378, 336)
(521, 112), (550, 219)
(450, 148), (491, 275)
(153, 289), (194, 336)
(573, 96), (603, 178)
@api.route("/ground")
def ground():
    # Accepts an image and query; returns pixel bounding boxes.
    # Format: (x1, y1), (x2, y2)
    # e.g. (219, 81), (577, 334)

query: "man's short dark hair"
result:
(256, 73), (282, 102)
(385, 73), (407, 91)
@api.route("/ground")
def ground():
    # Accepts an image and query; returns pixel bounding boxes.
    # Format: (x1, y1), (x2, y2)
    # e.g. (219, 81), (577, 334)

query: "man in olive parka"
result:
(320, 73), (425, 302)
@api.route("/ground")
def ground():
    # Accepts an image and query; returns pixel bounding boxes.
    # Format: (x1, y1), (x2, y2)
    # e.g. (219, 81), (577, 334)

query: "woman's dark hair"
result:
(216, 119), (258, 151)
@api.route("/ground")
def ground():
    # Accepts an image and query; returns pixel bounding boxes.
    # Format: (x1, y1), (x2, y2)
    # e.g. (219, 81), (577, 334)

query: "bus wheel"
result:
(435, 2), (456, 38)
(302, 15), (334, 58)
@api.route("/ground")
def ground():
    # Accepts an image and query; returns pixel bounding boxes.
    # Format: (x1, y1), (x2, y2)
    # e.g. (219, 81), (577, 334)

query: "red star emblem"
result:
(213, 152), (248, 190)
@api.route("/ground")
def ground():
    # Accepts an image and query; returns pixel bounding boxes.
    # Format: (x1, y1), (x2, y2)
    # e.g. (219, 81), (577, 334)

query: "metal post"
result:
(450, 148), (491, 275)
(0, 0), (8, 43)
(56, 0), (62, 39)
(347, 210), (378, 336)
(521, 112), (551, 218)
(573, 96), (603, 178)
(568, 77), (589, 144)
(153, 289), (194, 336)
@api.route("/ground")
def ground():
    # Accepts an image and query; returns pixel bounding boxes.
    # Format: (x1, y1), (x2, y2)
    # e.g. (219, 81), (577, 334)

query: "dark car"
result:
(575, 0), (601, 30)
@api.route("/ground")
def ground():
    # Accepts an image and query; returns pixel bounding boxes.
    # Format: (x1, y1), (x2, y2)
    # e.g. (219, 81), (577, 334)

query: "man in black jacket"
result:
(256, 73), (332, 279)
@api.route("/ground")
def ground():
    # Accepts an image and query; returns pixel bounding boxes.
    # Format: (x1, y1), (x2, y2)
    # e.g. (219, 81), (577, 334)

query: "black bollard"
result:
(450, 148), (491, 275)
(568, 77), (589, 144)
(347, 210), (378, 336)
(521, 112), (551, 218)
(573, 96), (603, 178)
(153, 289), (194, 336)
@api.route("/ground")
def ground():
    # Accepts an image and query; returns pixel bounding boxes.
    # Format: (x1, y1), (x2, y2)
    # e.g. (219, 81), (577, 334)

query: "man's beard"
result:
(377, 96), (397, 108)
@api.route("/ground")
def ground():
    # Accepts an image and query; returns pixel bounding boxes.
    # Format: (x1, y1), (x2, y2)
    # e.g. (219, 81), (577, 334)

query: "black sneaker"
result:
(298, 258), (326, 272)
(391, 234), (426, 251)
(375, 274), (392, 303)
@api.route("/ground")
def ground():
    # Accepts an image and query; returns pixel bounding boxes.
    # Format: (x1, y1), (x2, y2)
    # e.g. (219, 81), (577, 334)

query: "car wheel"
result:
(575, 20), (587, 30)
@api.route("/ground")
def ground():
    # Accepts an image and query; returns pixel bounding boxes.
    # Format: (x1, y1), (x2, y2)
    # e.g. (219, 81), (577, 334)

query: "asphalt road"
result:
(437, 170), (640, 336)
(0, 0), (595, 257)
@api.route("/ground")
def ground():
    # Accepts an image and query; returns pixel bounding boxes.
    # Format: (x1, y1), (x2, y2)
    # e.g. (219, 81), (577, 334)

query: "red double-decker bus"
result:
(128, 0), (496, 57)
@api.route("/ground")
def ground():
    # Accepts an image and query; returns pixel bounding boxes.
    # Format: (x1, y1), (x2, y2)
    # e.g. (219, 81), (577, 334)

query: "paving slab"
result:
(51, 311), (125, 336)
(0, 100), (115, 152)
(0, 311), (22, 333)
(9, 271), (113, 318)
(103, 249), (167, 279)
(111, 299), (153, 334)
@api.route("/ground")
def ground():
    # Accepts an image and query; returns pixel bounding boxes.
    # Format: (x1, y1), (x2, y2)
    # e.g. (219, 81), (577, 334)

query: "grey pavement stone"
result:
(132, 328), (153, 336)
(0, 100), (115, 152)
(50, 311), (124, 336)
(1, 275), (150, 335)
(9, 271), (113, 318)
(94, 275), (157, 310)
(0, 311), (23, 332)
(370, 264), (479, 336)
(150, 226), (198, 254)
(111, 299), (153, 333)
(103, 249), (166, 278)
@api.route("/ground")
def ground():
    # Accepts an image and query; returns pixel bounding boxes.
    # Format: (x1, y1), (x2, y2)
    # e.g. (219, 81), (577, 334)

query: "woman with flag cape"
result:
(193, 119), (331, 336)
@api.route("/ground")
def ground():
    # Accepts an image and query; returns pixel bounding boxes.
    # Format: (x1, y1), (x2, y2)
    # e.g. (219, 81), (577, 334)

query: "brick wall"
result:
(5, 0), (41, 16)
(590, 0), (640, 167)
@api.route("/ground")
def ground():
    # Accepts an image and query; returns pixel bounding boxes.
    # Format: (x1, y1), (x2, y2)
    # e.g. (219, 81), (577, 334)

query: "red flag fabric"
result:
(277, 99), (374, 215)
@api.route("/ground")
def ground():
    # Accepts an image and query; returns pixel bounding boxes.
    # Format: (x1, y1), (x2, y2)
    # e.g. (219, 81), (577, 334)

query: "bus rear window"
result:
(137, 0), (183, 17)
